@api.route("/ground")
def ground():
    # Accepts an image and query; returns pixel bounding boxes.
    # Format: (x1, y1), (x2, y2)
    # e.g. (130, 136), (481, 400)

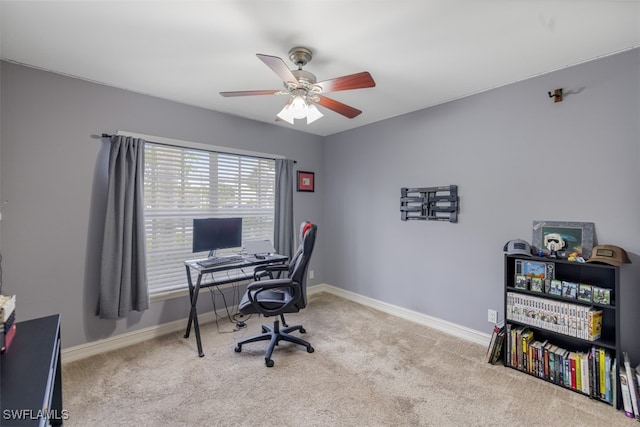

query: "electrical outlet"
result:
(309, 270), (314, 280)
(488, 309), (498, 324)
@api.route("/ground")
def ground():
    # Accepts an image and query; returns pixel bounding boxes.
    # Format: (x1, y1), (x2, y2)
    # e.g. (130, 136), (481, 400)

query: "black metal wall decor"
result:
(400, 185), (459, 223)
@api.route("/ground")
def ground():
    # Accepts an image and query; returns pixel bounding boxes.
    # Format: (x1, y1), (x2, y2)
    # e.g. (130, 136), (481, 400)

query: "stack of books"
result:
(0, 295), (16, 353)
(486, 321), (505, 365)
(506, 292), (603, 340)
(503, 324), (616, 404)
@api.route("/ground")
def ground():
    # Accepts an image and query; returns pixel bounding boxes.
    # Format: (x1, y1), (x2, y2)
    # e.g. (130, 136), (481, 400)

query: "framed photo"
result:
(592, 287), (611, 305)
(530, 277), (543, 293)
(549, 279), (563, 296)
(532, 221), (595, 258)
(297, 171), (315, 192)
(515, 274), (528, 290)
(561, 281), (577, 299)
(578, 284), (593, 302)
(516, 260), (551, 279)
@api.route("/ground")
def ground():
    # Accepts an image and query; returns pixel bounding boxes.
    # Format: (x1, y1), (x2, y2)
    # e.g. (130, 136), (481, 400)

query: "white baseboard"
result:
(307, 284), (490, 347)
(61, 311), (221, 364)
(62, 283), (490, 364)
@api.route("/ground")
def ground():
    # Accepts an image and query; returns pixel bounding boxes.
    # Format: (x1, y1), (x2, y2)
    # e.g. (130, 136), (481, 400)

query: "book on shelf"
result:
(505, 323), (512, 367)
(588, 309), (603, 341)
(489, 330), (506, 365)
(485, 320), (504, 363)
(521, 329), (534, 371)
(599, 348), (607, 399)
(624, 352), (640, 420)
(620, 368), (636, 418)
(0, 294), (16, 353)
(548, 344), (558, 383)
(512, 326), (525, 368)
(611, 358), (617, 408)
(634, 363), (640, 418)
(569, 351), (578, 391)
(543, 342), (551, 379)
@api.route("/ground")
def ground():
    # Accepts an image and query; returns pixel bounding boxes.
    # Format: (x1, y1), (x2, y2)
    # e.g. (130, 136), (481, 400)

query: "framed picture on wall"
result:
(297, 171), (315, 192)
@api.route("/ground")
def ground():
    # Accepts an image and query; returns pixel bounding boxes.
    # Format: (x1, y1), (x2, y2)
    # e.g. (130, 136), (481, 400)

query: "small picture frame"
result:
(515, 274), (528, 290)
(517, 260), (544, 279)
(592, 287), (611, 305)
(549, 279), (563, 296)
(562, 281), (577, 299)
(515, 259), (554, 280)
(578, 284), (593, 302)
(530, 277), (543, 293)
(297, 171), (315, 192)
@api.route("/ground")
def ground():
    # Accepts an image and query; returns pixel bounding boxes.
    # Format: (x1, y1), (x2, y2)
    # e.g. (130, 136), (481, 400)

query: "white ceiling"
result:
(1, 1), (639, 137)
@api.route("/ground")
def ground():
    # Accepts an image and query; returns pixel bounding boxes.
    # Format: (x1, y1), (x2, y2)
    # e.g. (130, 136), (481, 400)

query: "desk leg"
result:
(183, 265), (205, 357)
(184, 265), (195, 338)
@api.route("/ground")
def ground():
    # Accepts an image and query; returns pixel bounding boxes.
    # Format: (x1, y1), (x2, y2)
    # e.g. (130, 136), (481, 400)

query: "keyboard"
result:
(197, 255), (244, 268)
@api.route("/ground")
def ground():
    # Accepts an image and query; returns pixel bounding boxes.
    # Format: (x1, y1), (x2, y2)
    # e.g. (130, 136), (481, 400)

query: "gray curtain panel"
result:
(274, 159), (295, 259)
(98, 135), (149, 319)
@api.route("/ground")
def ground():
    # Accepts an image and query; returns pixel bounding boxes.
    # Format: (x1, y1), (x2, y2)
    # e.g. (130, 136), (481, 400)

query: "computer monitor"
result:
(192, 217), (242, 255)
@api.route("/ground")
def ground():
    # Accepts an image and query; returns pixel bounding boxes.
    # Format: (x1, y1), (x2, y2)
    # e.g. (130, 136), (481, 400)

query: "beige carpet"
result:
(62, 293), (632, 426)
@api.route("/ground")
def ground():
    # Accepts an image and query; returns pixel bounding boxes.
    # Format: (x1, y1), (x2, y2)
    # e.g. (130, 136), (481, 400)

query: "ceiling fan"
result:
(220, 47), (376, 125)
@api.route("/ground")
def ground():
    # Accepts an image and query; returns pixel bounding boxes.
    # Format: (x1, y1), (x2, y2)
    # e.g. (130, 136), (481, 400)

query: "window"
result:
(144, 142), (275, 294)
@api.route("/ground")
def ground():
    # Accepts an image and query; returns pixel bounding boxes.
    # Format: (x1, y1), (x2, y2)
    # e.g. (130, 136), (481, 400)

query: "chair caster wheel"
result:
(234, 345), (242, 353)
(300, 327), (306, 334)
(265, 358), (274, 367)
(307, 345), (314, 353)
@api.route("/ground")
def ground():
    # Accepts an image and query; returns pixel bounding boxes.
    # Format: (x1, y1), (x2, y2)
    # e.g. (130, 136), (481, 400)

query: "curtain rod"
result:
(100, 133), (296, 163)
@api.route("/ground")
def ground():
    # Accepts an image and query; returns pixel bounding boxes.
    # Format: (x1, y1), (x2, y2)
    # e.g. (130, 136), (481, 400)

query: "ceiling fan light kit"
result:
(277, 95), (324, 125)
(220, 47), (376, 125)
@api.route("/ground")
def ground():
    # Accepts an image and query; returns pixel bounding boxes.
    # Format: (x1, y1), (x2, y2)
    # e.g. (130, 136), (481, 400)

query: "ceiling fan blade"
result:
(220, 90), (283, 97)
(316, 95), (362, 119)
(256, 54), (298, 84)
(314, 72), (376, 93)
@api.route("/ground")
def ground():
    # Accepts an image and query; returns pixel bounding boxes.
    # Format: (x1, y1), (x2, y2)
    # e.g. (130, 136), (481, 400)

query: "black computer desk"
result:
(184, 254), (288, 357)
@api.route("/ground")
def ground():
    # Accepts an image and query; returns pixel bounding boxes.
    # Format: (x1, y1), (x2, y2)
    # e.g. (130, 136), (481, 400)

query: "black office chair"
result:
(252, 221), (311, 281)
(234, 222), (317, 367)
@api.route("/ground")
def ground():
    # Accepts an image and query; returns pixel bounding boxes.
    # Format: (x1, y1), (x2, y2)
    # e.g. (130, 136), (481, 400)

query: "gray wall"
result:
(0, 61), (324, 348)
(324, 48), (640, 361)
(2, 49), (640, 361)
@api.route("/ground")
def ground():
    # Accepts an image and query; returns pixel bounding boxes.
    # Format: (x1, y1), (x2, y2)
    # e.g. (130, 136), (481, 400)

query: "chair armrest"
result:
(246, 278), (301, 316)
(253, 264), (289, 281)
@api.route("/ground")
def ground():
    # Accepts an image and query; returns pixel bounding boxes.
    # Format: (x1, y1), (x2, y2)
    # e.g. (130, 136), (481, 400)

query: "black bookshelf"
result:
(503, 254), (621, 408)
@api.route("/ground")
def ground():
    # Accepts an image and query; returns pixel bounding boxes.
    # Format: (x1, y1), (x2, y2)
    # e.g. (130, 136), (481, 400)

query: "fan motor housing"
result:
(292, 69), (316, 86)
(288, 47), (312, 67)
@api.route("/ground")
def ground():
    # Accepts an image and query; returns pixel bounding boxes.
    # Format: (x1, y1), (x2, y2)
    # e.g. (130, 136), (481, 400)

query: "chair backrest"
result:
(289, 222), (317, 310)
(288, 221), (313, 276)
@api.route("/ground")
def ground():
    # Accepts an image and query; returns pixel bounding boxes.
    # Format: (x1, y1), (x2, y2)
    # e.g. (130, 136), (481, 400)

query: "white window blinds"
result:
(144, 142), (276, 294)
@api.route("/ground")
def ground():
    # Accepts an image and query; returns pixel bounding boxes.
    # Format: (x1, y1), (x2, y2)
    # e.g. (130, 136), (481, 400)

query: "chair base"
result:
(234, 319), (314, 367)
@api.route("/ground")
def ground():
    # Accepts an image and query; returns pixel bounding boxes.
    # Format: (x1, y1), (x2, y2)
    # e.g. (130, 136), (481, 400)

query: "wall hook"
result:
(548, 88), (563, 103)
